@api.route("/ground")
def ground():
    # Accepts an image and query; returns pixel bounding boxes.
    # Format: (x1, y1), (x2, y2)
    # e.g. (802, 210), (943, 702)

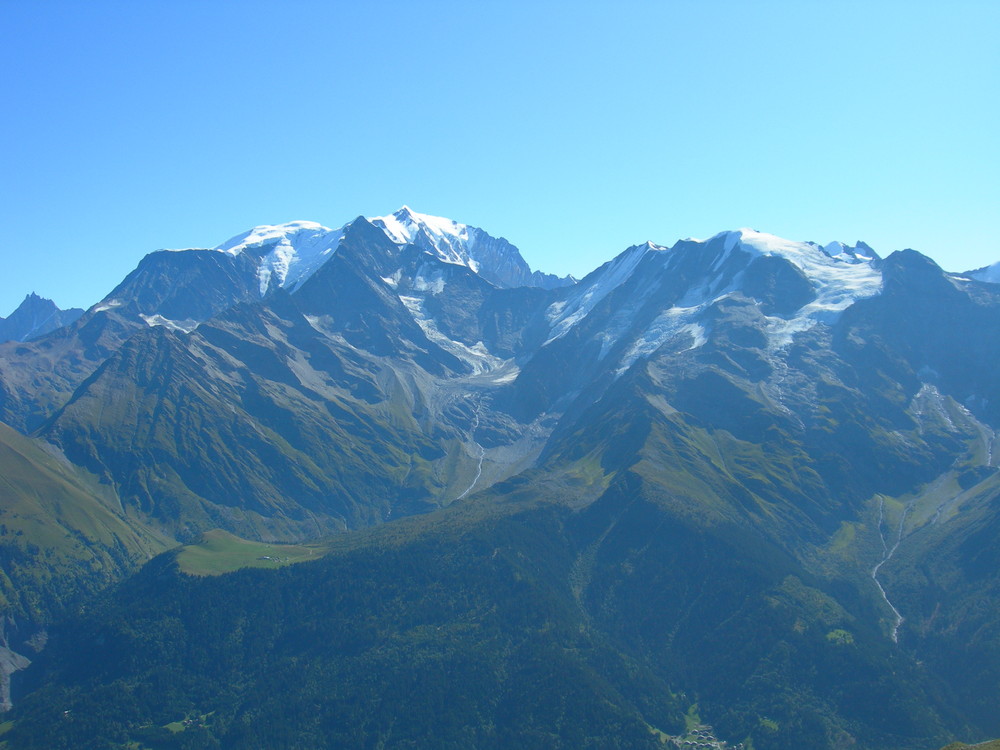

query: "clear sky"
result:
(2, 0), (997, 316)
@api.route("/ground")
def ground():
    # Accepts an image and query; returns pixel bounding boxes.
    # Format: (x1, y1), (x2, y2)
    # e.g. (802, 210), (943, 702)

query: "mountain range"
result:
(0, 207), (998, 749)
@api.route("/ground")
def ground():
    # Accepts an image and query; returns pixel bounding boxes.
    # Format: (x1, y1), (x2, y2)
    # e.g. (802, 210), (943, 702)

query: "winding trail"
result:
(871, 496), (910, 643)
(455, 399), (485, 500)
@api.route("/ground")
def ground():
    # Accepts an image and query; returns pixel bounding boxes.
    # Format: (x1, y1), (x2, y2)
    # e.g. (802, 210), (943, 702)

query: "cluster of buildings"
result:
(667, 724), (745, 750)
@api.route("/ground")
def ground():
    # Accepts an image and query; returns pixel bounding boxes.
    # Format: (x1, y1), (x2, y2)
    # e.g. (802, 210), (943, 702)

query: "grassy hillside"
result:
(3, 480), (969, 750)
(5, 501), (677, 750)
(0, 421), (170, 622)
(174, 529), (330, 576)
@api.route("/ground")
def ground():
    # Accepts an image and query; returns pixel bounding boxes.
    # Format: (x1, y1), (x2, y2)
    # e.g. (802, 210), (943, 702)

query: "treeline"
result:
(2, 490), (976, 750)
(6, 508), (674, 749)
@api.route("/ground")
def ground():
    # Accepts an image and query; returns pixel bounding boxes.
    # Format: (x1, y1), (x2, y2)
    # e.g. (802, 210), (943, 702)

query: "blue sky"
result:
(2, 0), (997, 315)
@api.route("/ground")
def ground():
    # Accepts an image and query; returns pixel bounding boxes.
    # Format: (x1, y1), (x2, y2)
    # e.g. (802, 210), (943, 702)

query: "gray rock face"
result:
(0, 645), (30, 712)
(0, 618), (44, 712)
(0, 293), (83, 343)
(462, 226), (574, 290)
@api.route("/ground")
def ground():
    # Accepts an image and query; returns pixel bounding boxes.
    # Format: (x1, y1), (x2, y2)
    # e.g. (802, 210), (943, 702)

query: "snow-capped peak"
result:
(214, 220), (332, 256)
(547, 228), (885, 363)
(214, 220), (343, 295)
(370, 207), (479, 270)
(369, 207), (572, 290)
(711, 229), (879, 273)
(167, 208), (566, 299)
(376, 205), (465, 241)
(705, 228), (884, 346)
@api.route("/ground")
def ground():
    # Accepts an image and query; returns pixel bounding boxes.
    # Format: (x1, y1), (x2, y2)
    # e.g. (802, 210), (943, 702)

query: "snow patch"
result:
(139, 313), (198, 333)
(214, 221), (344, 295)
(720, 229), (883, 349)
(412, 271), (446, 295)
(486, 363), (521, 384)
(680, 322), (708, 349)
(545, 243), (658, 343)
(92, 299), (123, 313)
(398, 295), (505, 375)
(615, 305), (713, 375)
(597, 228), (883, 375)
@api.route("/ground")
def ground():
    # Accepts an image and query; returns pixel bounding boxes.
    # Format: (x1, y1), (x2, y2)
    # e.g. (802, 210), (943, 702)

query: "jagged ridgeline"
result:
(0, 294), (83, 345)
(1, 208), (999, 749)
